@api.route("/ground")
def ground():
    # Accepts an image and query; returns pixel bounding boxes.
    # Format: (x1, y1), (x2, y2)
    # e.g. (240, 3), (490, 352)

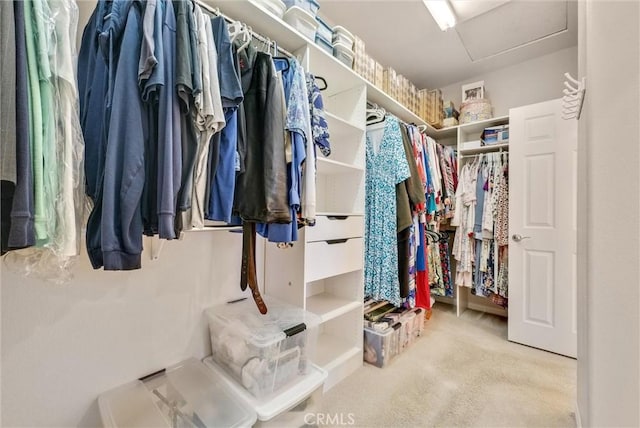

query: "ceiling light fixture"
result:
(423, 0), (457, 31)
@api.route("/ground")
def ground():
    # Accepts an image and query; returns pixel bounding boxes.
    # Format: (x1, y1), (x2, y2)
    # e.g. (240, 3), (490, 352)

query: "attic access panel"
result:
(455, 1), (568, 61)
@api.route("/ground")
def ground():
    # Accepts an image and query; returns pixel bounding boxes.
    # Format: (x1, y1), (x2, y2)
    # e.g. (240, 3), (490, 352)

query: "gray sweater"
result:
(0, 1), (17, 184)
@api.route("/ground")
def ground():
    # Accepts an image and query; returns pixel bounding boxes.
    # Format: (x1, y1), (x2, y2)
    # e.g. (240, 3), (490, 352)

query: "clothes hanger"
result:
(366, 107), (386, 125)
(228, 21), (243, 42)
(366, 103), (386, 125)
(314, 76), (328, 91)
(235, 24), (252, 53)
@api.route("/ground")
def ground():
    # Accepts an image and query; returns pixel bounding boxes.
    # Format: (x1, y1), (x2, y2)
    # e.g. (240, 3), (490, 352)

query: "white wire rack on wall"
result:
(562, 72), (586, 120)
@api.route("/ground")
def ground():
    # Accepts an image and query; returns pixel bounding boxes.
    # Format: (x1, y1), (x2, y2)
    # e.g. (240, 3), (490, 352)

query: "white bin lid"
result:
(98, 358), (257, 428)
(203, 356), (327, 422)
(205, 296), (321, 348)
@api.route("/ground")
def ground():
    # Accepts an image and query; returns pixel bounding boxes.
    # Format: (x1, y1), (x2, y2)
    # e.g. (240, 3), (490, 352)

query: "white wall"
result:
(1, 3), (267, 426)
(440, 46), (578, 117)
(1, 231), (263, 427)
(577, 1), (640, 426)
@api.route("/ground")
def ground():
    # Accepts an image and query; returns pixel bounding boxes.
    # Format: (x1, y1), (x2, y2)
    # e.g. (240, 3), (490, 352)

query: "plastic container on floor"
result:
(98, 358), (257, 428)
(203, 357), (327, 427)
(255, 0), (287, 18)
(399, 311), (417, 349)
(205, 296), (320, 399)
(412, 307), (426, 338)
(333, 42), (354, 68)
(315, 16), (333, 43)
(283, 6), (319, 40)
(283, 0), (320, 15)
(315, 35), (333, 55)
(332, 25), (355, 50)
(363, 327), (397, 368)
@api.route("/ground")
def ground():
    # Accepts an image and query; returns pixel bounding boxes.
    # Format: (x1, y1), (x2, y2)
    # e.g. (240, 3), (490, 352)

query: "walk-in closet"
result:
(1, 0), (639, 427)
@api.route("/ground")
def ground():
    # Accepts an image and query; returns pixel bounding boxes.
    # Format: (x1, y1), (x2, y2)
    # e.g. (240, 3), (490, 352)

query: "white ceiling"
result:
(319, 0), (578, 89)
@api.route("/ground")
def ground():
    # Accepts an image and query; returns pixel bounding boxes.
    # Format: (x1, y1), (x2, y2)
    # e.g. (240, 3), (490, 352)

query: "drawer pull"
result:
(326, 238), (348, 245)
(327, 215), (349, 220)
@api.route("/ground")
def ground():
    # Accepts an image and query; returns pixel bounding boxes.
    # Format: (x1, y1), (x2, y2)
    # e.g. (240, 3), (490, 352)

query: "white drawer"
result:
(305, 215), (364, 242)
(305, 237), (364, 282)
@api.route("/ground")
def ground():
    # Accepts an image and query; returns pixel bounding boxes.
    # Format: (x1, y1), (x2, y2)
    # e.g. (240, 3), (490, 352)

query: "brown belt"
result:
(241, 222), (268, 314)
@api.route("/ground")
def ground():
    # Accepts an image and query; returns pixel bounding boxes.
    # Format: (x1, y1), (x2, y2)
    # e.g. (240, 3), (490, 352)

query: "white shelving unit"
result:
(214, 0), (367, 390)
(211, 0), (513, 391)
(452, 115), (510, 318)
(459, 142), (509, 156)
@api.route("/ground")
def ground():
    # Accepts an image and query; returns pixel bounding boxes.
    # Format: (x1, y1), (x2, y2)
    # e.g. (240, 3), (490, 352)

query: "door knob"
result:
(512, 234), (531, 242)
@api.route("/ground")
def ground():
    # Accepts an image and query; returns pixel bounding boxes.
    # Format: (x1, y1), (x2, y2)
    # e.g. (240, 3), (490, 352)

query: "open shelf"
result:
(307, 43), (365, 98)
(316, 211), (365, 217)
(434, 126), (459, 139)
(215, 1), (457, 143)
(365, 82), (431, 131)
(458, 115), (509, 133)
(325, 111), (365, 139)
(459, 142), (509, 156)
(306, 294), (362, 323)
(316, 157), (364, 175)
(315, 333), (361, 370)
(185, 226), (242, 232)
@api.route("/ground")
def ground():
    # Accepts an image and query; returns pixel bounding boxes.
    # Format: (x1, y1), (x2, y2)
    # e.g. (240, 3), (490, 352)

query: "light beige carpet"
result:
(320, 305), (576, 428)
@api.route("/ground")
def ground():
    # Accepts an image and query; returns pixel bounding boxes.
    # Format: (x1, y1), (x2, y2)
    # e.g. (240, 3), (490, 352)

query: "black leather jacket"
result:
(234, 49), (291, 224)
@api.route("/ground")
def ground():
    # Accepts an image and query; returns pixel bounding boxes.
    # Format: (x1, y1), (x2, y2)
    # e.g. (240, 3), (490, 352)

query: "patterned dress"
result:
(365, 117), (410, 306)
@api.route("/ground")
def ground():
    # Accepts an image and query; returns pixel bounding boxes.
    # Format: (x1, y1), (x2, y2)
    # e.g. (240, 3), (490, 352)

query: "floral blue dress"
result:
(365, 116), (410, 306)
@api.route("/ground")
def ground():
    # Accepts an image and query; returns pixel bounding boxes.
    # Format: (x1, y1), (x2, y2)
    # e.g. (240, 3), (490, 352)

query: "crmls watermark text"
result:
(304, 412), (356, 426)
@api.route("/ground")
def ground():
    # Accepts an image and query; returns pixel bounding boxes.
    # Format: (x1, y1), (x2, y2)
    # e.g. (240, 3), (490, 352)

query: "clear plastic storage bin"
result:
(363, 327), (397, 368)
(283, 5), (318, 40)
(283, 0), (320, 15)
(315, 35), (333, 55)
(332, 25), (355, 50)
(315, 16), (333, 43)
(412, 308), (426, 338)
(204, 357), (327, 428)
(255, 0), (287, 18)
(333, 42), (354, 68)
(205, 296), (320, 398)
(98, 358), (256, 428)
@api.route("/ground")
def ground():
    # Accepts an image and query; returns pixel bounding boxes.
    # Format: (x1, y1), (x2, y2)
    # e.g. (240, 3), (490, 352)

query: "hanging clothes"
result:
(206, 15), (243, 224)
(233, 50), (290, 224)
(2, 0), (36, 253)
(174, 0), (200, 234)
(257, 58), (312, 242)
(452, 159), (479, 287)
(308, 75), (331, 158)
(365, 116), (411, 306)
(140, 0), (182, 239)
(83, 1), (147, 270)
(187, 4), (226, 230)
(452, 152), (509, 304)
(1, 1), (17, 187)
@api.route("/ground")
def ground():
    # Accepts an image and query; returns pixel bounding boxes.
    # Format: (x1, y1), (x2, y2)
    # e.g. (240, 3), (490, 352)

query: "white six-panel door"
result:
(508, 99), (577, 358)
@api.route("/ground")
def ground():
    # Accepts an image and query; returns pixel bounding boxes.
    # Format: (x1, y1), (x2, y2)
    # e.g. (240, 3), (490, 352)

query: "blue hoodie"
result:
(81, 0), (146, 270)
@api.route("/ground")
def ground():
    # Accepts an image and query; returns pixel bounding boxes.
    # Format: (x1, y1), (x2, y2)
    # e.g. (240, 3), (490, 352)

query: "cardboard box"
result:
(374, 61), (384, 89)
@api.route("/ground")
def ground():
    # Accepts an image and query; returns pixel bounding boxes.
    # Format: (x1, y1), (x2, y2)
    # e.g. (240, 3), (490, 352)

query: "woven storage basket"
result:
(459, 98), (492, 124)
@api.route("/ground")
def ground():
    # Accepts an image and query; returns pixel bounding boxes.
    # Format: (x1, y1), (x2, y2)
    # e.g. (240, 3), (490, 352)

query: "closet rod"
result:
(193, 0), (296, 58)
(459, 151), (509, 159)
